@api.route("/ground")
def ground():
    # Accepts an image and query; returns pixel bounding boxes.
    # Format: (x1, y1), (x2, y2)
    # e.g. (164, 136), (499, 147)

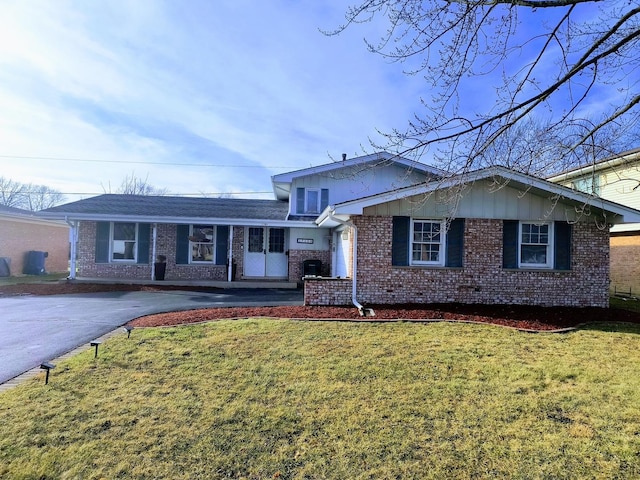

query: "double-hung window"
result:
(112, 222), (137, 261)
(519, 222), (553, 268)
(190, 225), (215, 263)
(306, 189), (321, 214)
(295, 187), (329, 215)
(411, 220), (445, 266)
(571, 175), (600, 195)
(392, 217), (464, 268)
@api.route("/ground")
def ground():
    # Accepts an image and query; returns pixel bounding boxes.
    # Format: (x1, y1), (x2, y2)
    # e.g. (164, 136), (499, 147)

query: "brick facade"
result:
(610, 232), (640, 296)
(305, 216), (610, 308)
(76, 222), (329, 283)
(0, 217), (69, 276)
(289, 249), (331, 282)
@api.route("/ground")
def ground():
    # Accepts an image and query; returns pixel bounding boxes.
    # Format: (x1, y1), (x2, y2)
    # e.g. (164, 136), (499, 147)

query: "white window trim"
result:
(410, 219), (446, 266)
(305, 188), (321, 214)
(189, 225), (216, 264)
(518, 221), (554, 269)
(111, 222), (137, 263)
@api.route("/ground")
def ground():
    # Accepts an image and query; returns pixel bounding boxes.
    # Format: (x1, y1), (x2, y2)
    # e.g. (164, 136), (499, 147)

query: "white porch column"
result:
(151, 223), (158, 281)
(67, 219), (78, 280)
(227, 225), (234, 282)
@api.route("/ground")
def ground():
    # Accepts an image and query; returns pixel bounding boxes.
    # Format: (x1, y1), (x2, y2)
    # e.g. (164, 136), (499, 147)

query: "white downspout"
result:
(327, 209), (374, 317)
(151, 223), (158, 281)
(65, 217), (78, 280)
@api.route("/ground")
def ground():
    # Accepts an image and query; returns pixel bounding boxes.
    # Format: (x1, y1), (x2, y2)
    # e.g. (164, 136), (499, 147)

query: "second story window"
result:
(296, 187), (328, 215)
(571, 175), (600, 195)
(306, 189), (320, 214)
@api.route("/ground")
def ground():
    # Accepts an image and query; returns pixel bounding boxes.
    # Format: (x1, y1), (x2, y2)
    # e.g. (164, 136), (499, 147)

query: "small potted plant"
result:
(154, 255), (167, 281)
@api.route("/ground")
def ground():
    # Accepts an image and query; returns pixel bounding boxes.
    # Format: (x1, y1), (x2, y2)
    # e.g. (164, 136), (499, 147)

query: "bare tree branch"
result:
(329, 0), (640, 175)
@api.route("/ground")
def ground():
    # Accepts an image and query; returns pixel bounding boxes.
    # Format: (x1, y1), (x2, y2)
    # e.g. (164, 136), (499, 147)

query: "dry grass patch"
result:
(1, 320), (640, 479)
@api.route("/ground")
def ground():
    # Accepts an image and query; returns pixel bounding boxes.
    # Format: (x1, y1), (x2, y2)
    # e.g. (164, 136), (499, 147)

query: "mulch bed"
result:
(127, 302), (640, 331)
(3, 282), (640, 331)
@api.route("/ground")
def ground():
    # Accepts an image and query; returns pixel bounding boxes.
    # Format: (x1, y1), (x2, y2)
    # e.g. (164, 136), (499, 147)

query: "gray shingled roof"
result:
(0, 204), (33, 215)
(39, 194), (290, 221)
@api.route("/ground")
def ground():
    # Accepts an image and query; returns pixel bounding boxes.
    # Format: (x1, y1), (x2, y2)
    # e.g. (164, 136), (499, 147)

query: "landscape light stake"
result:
(40, 362), (55, 385)
(124, 326), (133, 338)
(90, 341), (102, 358)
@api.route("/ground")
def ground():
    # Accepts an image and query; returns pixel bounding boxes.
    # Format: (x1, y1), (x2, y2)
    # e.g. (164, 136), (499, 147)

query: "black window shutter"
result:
(320, 188), (329, 211)
(176, 225), (190, 265)
(215, 225), (229, 265)
(554, 221), (572, 270)
(503, 220), (518, 269)
(137, 223), (150, 264)
(95, 222), (110, 263)
(392, 216), (410, 266)
(445, 218), (464, 267)
(296, 188), (305, 214)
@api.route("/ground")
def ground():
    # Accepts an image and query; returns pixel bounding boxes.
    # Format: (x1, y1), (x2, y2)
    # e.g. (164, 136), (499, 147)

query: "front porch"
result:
(70, 277), (300, 289)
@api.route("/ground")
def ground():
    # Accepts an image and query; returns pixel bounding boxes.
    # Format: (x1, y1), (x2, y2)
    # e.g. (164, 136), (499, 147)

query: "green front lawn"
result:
(0, 272), (67, 286)
(1, 320), (640, 479)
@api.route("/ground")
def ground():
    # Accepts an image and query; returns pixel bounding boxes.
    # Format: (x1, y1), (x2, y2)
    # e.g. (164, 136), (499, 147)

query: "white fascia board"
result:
(502, 167), (640, 223)
(271, 152), (444, 184)
(0, 213), (68, 228)
(315, 208), (351, 228)
(328, 165), (640, 224)
(611, 223), (640, 233)
(272, 182), (290, 201)
(548, 149), (640, 182)
(37, 212), (319, 228)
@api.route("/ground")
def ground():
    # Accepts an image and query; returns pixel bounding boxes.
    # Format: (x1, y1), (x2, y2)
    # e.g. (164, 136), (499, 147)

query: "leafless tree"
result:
(330, 0), (640, 174)
(21, 184), (66, 211)
(0, 177), (65, 211)
(102, 172), (169, 196)
(0, 177), (26, 208)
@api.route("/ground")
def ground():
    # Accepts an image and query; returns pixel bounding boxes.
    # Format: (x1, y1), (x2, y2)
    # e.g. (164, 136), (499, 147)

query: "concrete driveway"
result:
(0, 288), (303, 385)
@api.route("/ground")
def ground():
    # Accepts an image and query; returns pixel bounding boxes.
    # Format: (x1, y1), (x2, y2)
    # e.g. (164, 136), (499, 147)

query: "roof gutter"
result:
(326, 208), (374, 317)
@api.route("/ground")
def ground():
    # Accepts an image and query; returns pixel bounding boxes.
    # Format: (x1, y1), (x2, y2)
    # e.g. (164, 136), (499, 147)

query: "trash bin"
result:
(302, 259), (322, 277)
(23, 251), (48, 275)
(154, 263), (166, 280)
(154, 255), (167, 281)
(0, 257), (10, 277)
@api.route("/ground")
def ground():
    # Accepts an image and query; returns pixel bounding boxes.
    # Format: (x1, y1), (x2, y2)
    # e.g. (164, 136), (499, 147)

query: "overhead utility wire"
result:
(0, 154), (295, 169)
(0, 189), (272, 196)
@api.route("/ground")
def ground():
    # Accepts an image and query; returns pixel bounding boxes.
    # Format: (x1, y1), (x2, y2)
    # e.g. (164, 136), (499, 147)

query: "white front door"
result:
(334, 228), (351, 278)
(244, 227), (288, 278)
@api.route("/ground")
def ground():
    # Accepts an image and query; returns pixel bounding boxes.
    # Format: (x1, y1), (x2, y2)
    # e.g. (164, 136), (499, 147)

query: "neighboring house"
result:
(38, 152), (640, 309)
(0, 204), (69, 276)
(548, 148), (640, 295)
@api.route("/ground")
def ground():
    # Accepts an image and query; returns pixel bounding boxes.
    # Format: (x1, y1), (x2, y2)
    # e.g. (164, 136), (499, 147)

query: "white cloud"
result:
(0, 0), (425, 202)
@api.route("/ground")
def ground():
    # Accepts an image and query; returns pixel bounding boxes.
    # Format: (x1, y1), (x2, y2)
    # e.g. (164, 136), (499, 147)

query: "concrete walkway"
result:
(0, 288), (303, 388)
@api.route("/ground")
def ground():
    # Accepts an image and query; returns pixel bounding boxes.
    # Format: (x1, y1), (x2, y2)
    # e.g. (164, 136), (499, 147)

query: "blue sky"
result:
(0, 0), (428, 201)
(0, 1), (626, 202)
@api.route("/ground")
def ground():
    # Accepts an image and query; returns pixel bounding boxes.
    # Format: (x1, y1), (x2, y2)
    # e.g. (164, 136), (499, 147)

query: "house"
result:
(37, 152), (440, 285)
(38, 152), (640, 309)
(0, 204), (69, 276)
(548, 148), (640, 296)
